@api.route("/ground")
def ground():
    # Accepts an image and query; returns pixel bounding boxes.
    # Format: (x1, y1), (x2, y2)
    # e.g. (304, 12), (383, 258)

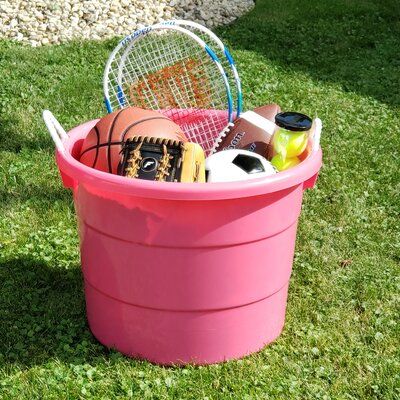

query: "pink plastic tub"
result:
(55, 119), (322, 365)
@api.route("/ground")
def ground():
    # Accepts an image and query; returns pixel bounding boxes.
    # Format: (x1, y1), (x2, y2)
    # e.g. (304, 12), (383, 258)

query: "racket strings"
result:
(180, 28), (239, 115)
(126, 35), (216, 108)
(107, 30), (230, 154)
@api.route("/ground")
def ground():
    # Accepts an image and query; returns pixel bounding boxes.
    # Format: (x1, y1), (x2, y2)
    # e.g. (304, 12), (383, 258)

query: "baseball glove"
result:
(118, 136), (206, 183)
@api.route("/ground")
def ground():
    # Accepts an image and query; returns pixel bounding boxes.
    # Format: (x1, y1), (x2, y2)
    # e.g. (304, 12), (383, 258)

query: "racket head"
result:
(103, 24), (233, 155)
(161, 20), (242, 117)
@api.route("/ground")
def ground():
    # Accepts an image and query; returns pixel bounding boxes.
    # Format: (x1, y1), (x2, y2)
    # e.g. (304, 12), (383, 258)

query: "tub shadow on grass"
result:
(0, 114), (50, 154)
(0, 182), (72, 209)
(0, 257), (113, 368)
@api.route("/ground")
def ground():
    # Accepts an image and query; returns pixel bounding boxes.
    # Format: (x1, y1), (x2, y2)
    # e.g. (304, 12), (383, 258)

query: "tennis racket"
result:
(160, 20), (242, 117)
(103, 23), (233, 155)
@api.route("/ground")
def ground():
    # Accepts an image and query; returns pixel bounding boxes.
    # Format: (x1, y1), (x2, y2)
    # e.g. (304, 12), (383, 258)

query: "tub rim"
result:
(56, 119), (322, 200)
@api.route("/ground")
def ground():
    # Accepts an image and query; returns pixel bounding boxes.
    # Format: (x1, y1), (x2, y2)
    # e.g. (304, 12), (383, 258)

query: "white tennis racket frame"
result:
(103, 23), (233, 124)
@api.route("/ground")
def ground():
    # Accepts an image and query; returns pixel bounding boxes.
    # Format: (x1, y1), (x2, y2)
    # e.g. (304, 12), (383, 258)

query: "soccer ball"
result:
(205, 149), (277, 183)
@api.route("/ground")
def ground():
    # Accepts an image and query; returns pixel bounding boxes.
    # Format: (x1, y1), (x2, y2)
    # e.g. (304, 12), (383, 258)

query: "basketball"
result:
(79, 107), (187, 174)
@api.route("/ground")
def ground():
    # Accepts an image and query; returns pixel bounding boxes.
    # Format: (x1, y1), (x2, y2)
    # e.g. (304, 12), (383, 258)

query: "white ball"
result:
(205, 150), (277, 183)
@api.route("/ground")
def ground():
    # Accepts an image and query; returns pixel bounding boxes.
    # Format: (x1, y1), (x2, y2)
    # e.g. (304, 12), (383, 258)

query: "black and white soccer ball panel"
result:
(205, 149), (277, 183)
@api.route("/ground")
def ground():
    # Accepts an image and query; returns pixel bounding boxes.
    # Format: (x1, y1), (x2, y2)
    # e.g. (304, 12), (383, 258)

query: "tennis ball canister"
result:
(270, 112), (312, 171)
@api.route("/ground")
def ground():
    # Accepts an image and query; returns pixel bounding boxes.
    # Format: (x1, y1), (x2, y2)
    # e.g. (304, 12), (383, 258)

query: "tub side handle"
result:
(59, 168), (77, 190)
(53, 151), (77, 190)
(42, 110), (68, 153)
(303, 118), (322, 190)
(43, 110), (77, 190)
(303, 172), (319, 190)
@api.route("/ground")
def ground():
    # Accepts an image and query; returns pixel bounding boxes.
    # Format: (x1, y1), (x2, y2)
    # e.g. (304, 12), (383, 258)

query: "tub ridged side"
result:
(81, 220), (298, 310)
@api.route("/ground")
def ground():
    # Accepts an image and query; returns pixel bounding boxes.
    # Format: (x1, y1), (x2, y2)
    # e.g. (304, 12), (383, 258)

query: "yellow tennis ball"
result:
(272, 128), (308, 158)
(271, 154), (300, 171)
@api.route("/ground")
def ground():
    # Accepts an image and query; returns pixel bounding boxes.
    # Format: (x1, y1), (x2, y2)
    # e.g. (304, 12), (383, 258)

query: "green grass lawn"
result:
(0, 0), (399, 398)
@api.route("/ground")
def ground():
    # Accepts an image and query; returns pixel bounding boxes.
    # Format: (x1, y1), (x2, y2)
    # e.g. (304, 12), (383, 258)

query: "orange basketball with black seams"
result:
(79, 107), (187, 174)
